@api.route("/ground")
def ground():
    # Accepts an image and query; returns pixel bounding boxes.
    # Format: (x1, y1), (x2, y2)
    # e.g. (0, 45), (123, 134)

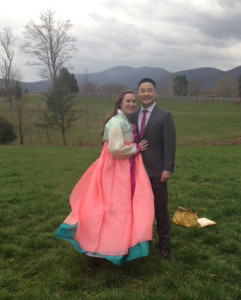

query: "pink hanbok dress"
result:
(55, 111), (154, 266)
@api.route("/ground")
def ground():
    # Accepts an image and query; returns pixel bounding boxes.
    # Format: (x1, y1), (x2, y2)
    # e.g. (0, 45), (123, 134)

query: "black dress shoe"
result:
(159, 248), (170, 259)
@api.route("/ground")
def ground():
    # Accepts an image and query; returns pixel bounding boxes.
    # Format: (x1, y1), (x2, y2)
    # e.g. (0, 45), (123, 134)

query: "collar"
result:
(140, 102), (156, 113)
(117, 109), (128, 121)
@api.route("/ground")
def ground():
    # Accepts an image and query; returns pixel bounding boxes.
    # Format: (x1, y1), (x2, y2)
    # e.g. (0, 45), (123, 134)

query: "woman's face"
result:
(120, 93), (136, 116)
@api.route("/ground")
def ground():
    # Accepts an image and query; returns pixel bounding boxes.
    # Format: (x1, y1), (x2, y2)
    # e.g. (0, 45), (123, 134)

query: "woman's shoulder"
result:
(106, 114), (126, 127)
(105, 115), (132, 134)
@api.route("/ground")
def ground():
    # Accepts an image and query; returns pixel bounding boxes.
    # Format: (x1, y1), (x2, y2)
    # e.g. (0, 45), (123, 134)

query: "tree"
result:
(13, 81), (25, 145)
(22, 10), (77, 85)
(188, 78), (204, 96)
(80, 72), (97, 97)
(98, 84), (128, 98)
(158, 74), (175, 95)
(34, 121), (53, 145)
(0, 88), (8, 97)
(172, 75), (188, 96)
(238, 74), (241, 104)
(0, 27), (15, 107)
(80, 72), (96, 144)
(81, 80), (97, 97)
(58, 67), (79, 94)
(215, 75), (236, 98)
(42, 82), (78, 146)
(0, 115), (17, 145)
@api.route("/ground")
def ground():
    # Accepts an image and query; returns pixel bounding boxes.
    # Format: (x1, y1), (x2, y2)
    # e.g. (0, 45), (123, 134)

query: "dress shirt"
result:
(138, 102), (156, 132)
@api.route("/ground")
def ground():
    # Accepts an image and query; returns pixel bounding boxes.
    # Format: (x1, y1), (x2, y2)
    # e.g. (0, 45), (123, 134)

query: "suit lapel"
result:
(134, 108), (141, 135)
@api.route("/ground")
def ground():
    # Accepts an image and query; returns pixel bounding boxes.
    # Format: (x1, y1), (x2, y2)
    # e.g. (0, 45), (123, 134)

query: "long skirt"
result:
(55, 142), (154, 266)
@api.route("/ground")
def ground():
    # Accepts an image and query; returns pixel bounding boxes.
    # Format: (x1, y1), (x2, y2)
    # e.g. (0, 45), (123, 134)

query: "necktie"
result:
(140, 109), (147, 138)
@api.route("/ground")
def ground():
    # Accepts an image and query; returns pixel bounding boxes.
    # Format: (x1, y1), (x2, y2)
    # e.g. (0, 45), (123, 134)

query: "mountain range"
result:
(1, 65), (241, 94)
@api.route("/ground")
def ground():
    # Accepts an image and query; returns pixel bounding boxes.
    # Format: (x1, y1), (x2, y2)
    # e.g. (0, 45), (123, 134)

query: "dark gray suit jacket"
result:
(129, 105), (176, 178)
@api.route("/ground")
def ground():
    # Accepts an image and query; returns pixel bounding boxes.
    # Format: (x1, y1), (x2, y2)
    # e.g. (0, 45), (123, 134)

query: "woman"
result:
(55, 90), (154, 266)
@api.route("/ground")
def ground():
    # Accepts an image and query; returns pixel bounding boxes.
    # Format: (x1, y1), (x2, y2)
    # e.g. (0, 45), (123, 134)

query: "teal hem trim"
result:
(55, 222), (149, 266)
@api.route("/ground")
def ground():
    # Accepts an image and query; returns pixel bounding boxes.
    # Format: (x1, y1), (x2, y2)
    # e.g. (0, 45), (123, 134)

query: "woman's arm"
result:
(108, 126), (139, 158)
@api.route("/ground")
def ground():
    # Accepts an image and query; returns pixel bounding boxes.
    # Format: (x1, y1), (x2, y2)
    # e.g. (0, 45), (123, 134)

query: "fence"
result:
(156, 95), (241, 105)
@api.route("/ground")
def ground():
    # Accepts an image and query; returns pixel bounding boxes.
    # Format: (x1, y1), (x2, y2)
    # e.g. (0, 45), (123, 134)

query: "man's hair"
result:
(138, 78), (156, 89)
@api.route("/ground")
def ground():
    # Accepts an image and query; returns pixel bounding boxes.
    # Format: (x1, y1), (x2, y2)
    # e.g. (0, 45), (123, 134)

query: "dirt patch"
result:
(178, 136), (241, 147)
(210, 136), (241, 146)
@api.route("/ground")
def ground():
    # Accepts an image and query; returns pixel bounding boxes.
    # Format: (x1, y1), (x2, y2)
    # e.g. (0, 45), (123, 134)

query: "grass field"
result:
(0, 96), (241, 299)
(0, 144), (240, 299)
(0, 95), (240, 146)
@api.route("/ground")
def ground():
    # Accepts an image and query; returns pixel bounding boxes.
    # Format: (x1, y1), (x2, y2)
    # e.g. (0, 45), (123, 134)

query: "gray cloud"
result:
(1, 0), (241, 81)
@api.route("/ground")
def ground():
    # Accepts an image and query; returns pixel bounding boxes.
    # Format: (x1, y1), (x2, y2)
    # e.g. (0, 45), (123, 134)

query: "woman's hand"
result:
(138, 139), (149, 151)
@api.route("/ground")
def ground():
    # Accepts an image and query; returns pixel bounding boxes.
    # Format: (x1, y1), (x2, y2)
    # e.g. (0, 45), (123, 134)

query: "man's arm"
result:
(162, 112), (176, 173)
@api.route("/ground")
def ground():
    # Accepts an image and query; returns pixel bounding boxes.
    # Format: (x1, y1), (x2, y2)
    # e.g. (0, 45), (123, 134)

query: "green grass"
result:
(1, 95), (241, 298)
(0, 145), (240, 299)
(0, 95), (240, 146)
(170, 103), (241, 145)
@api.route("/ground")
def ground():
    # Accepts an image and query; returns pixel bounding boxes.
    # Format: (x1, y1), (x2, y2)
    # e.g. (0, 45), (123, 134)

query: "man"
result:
(129, 78), (176, 259)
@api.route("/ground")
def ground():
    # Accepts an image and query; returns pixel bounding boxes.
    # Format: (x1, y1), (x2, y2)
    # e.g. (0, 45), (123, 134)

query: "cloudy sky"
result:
(1, 0), (241, 82)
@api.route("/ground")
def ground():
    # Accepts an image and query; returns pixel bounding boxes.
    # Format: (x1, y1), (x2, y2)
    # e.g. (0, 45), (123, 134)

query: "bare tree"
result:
(238, 74), (241, 105)
(13, 81), (25, 145)
(215, 75), (237, 98)
(188, 78), (204, 96)
(81, 72), (93, 144)
(158, 74), (175, 95)
(0, 27), (15, 107)
(98, 84), (128, 99)
(81, 72), (97, 97)
(22, 10), (77, 85)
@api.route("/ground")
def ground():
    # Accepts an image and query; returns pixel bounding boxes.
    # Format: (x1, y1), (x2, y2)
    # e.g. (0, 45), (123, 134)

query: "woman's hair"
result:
(100, 89), (135, 136)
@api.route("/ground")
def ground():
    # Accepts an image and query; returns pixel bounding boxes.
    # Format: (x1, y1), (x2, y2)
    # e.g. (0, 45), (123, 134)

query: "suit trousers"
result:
(149, 178), (170, 249)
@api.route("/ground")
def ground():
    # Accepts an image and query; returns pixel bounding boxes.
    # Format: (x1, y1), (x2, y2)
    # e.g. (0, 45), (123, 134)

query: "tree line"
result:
(166, 74), (241, 98)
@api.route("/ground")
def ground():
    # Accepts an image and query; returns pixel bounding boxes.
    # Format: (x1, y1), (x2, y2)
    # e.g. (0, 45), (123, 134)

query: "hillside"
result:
(1, 65), (241, 94)
(75, 66), (171, 90)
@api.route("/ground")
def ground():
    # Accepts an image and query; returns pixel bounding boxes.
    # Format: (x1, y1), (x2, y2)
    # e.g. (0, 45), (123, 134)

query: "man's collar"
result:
(141, 102), (156, 112)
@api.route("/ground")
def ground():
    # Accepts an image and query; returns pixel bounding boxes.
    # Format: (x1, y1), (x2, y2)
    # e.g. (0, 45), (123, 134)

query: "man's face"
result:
(138, 82), (156, 108)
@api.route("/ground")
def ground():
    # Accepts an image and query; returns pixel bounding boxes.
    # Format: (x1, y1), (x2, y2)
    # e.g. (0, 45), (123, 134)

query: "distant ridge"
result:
(0, 78), (51, 94)
(75, 66), (171, 91)
(1, 65), (241, 94)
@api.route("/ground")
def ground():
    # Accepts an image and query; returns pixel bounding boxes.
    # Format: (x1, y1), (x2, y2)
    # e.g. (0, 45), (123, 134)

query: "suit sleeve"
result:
(163, 112), (176, 172)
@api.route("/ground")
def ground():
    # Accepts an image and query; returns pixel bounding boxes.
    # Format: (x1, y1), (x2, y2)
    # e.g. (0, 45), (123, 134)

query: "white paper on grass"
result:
(198, 218), (216, 227)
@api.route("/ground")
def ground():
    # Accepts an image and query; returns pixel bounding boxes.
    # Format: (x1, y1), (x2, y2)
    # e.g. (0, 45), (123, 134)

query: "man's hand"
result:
(160, 171), (171, 183)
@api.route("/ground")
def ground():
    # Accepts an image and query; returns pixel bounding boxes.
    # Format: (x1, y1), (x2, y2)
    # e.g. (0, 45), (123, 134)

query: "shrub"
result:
(0, 115), (17, 145)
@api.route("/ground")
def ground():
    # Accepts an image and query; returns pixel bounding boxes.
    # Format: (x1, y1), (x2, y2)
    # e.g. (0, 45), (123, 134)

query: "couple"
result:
(55, 78), (176, 266)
